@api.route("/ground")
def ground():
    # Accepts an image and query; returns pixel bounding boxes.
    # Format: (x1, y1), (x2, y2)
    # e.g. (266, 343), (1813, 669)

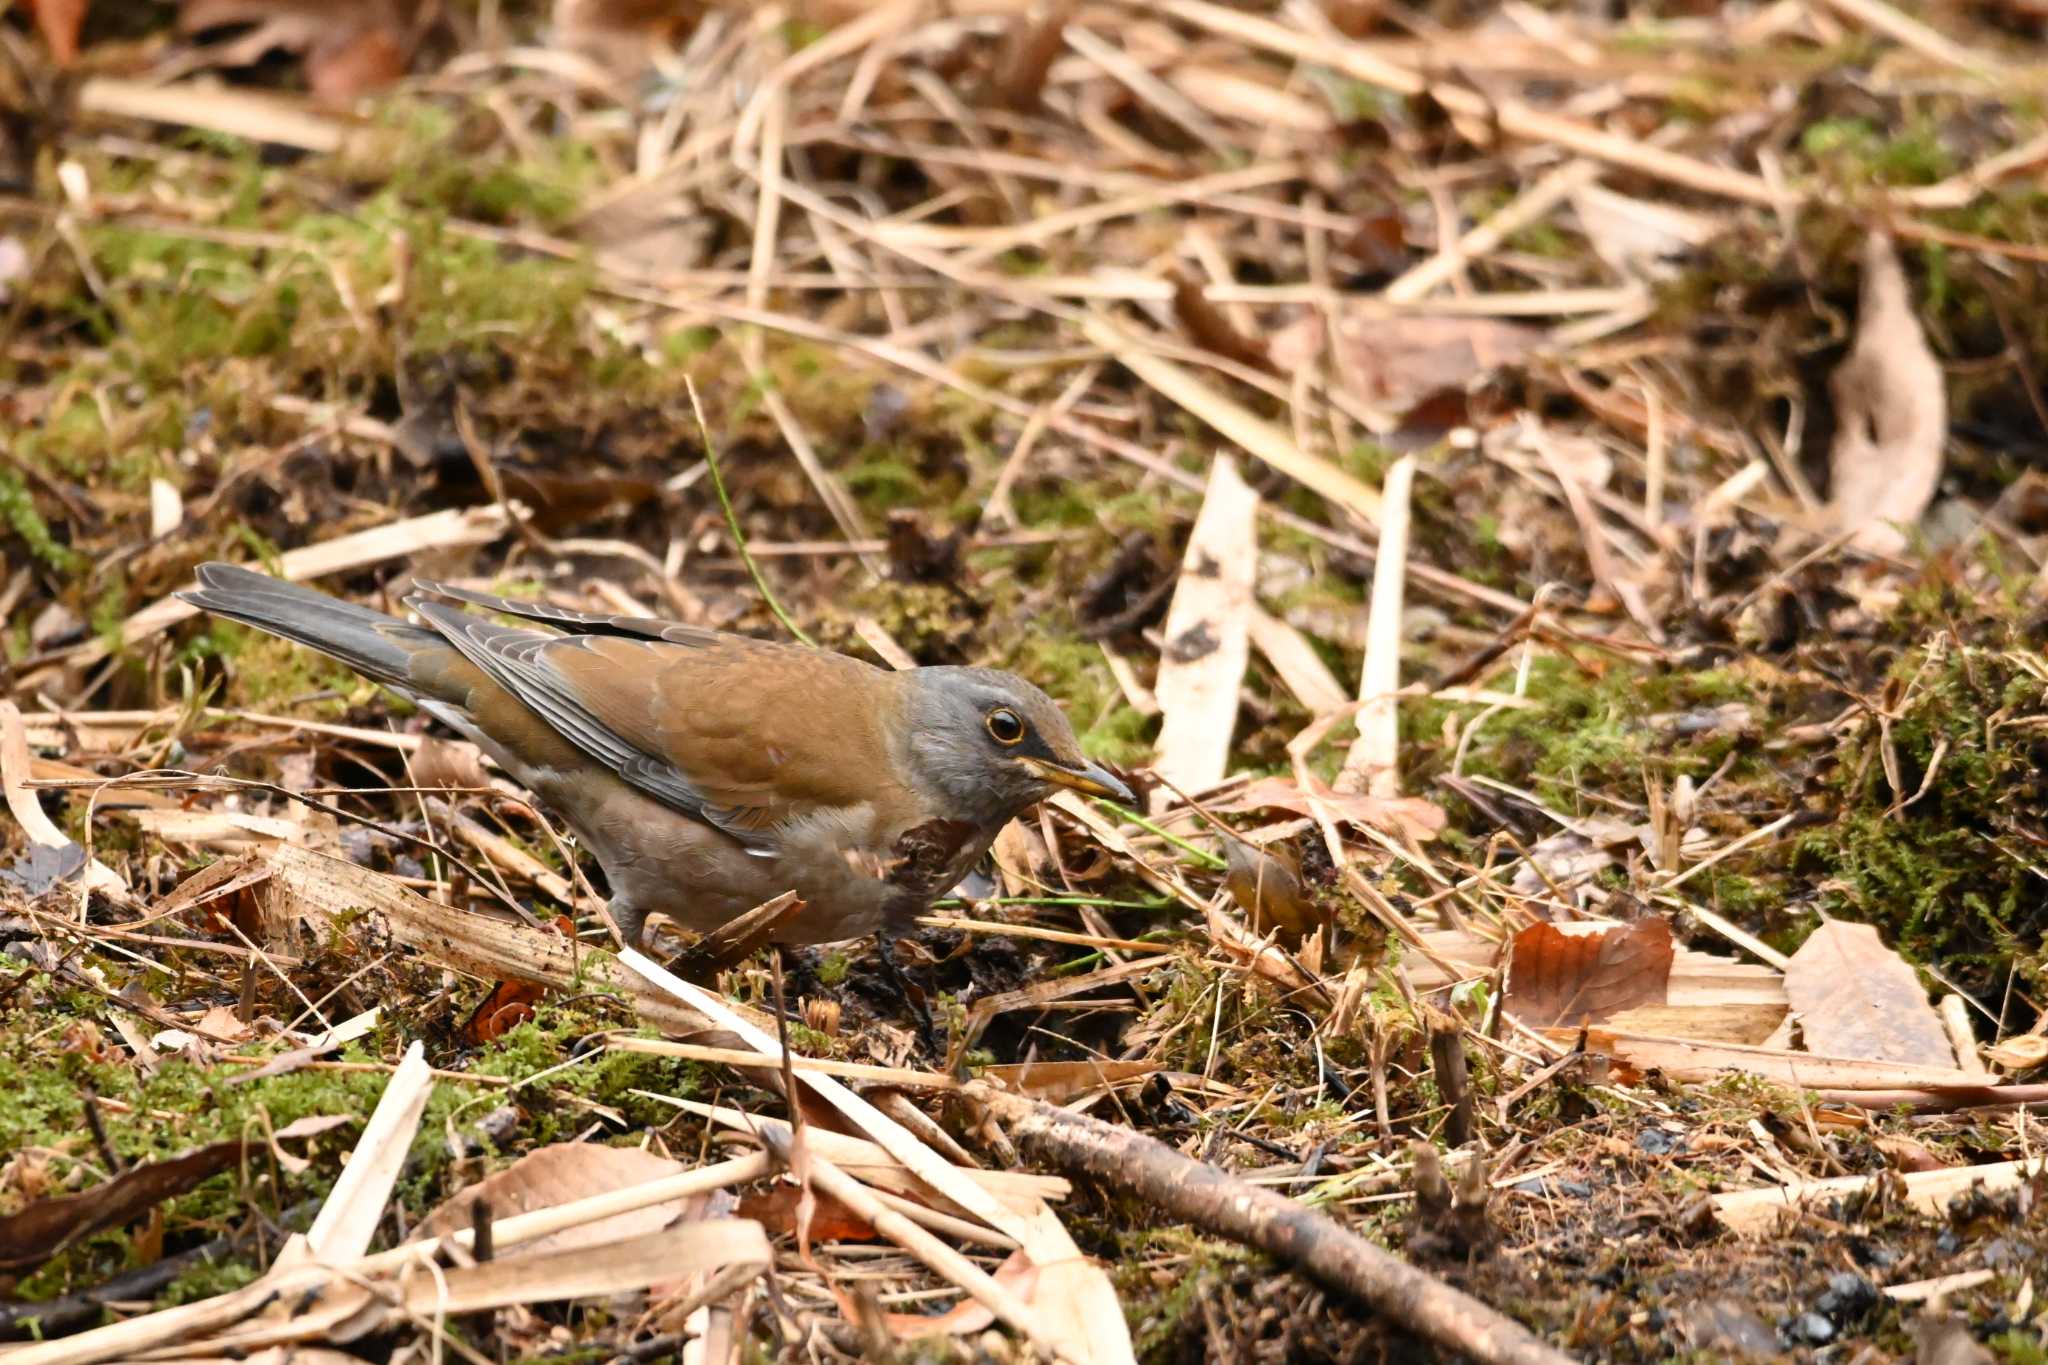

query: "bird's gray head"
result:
(897, 666), (1134, 827)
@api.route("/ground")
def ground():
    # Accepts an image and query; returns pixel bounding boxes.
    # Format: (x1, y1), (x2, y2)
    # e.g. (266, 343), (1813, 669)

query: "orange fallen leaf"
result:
(738, 1180), (877, 1243)
(1504, 918), (1673, 1029)
(461, 915), (575, 1043)
(26, 0), (87, 64)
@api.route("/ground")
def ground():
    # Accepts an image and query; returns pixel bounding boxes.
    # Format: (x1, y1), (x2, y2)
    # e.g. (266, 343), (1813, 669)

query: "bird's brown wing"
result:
(412, 599), (899, 847)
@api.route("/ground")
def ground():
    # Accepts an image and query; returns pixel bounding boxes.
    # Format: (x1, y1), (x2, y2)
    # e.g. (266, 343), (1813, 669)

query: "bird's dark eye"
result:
(986, 707), (1026, 745)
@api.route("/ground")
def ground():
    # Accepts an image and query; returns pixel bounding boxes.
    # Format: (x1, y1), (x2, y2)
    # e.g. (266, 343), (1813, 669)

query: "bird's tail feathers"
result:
(176, 562), (440, 696)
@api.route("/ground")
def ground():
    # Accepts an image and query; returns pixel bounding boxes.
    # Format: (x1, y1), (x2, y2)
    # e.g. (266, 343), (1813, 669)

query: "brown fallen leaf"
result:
(880, 1247), (1039, 1339)
(1207, 774), (1447, 843)
(1983, 1032), (2048, 1072)
(1503, 918), (1674, 1029)
(1873, 1133), (1953, 1174)
(178, 0), (418, 104)
(1220, 837), (1319, 943)
(0, 1141), (249, 1273)
(1326, 313), (1543, 412)
(738, 1179), (877, 1243)
(461, 915), (577, 1044)
(979, 1058), (1159, 1102)
(415, 1142), (694, 1256)
(26, 0), (87, 64)
(1784, 920), (1954, 1068)
(1825, 233), (1947, 555)
(1171, 269), (1275, 375)
(983, 0), (1078, 111)
(1915, 1313), (1994, 1365)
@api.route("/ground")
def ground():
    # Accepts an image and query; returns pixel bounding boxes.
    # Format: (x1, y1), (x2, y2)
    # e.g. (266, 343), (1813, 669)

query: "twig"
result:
(967, 1084), (1572, 1365)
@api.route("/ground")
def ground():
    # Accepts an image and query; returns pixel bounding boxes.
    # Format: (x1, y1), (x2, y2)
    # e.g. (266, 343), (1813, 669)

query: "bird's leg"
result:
(874, 931), (939, 1055)
(604, 900), (648, 953)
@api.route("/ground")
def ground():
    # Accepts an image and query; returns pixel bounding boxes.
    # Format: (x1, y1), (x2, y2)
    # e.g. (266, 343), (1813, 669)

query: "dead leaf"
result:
(738, 1180), (877, 1242)
(178, 0), (416, 104)
(306, 26), (408, 103)
(415, 1143), (692, 1257)
(1170, 270), (1274, 374)
(0, 1142), (248, 1273)
(881, 1248), (1039, 1340)
(26, 0), (87, 64)
(1221, 838), (1319, 943)
(984, 0), (1077, 112)
(1983, 1032), (2048, 1072)
(461, 916), (576, 1043)
(1825, 233), (1947, 555)
(189, 1004), (254, 1044)
(1328, 314), (1542, 412)
(1569, 184), (1719, 280)
(1873, 1134), (1952, 1174)
(1207, 774), (1446, 843)
(1915, 1313), (1994, 1365)
(979, 1058), (1159, 1101)
(1784, 920), (1955, 1067)
(1504, 918), (1674, 1028)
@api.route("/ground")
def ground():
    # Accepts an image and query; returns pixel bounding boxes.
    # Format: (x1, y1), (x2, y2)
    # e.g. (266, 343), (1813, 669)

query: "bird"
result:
(176, 564), (1134, 976)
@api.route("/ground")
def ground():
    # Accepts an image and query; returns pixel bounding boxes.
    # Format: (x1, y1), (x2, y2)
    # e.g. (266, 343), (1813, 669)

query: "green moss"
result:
(1799, 115), (1958, 187)
(842, 447), (928, 511)
(1115, 1227), (1256, 1357)
(1794, 642), (2048, 995)
(1438, 656), (1755, 805)
(1992, 1327), (2047, 1363)
(0, 470), (84, 572)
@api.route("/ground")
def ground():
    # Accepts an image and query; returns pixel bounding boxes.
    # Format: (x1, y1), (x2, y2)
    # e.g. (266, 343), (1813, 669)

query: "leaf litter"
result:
(4, 0), (2048, 1360)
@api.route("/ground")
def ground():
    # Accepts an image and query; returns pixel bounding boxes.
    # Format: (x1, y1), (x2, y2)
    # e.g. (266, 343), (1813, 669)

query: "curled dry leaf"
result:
(881, 1248), (1038, 1339)
(1872, 1134), (1953, 1174)
(1503, 917), (1674, 1029)
(0, 1141), (249, 1273)
(1170, 270), (1274, 374)
(1783, 920), (1954, 1068)
(1220, 837), (1319, 943)
(415, 1142), (696, 1256)
(461, 915), (577, 1044)
(1825, 233), (1947, 556)
(1983, 1032), (2048, 1072)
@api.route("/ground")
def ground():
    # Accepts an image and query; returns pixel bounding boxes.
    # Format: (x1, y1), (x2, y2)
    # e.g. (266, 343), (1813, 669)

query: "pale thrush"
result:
(178, 564), (1133, 960)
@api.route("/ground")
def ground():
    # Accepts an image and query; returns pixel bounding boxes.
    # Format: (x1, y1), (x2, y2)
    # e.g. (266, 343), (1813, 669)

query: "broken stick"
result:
(967, 1084), (1569, 1365)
